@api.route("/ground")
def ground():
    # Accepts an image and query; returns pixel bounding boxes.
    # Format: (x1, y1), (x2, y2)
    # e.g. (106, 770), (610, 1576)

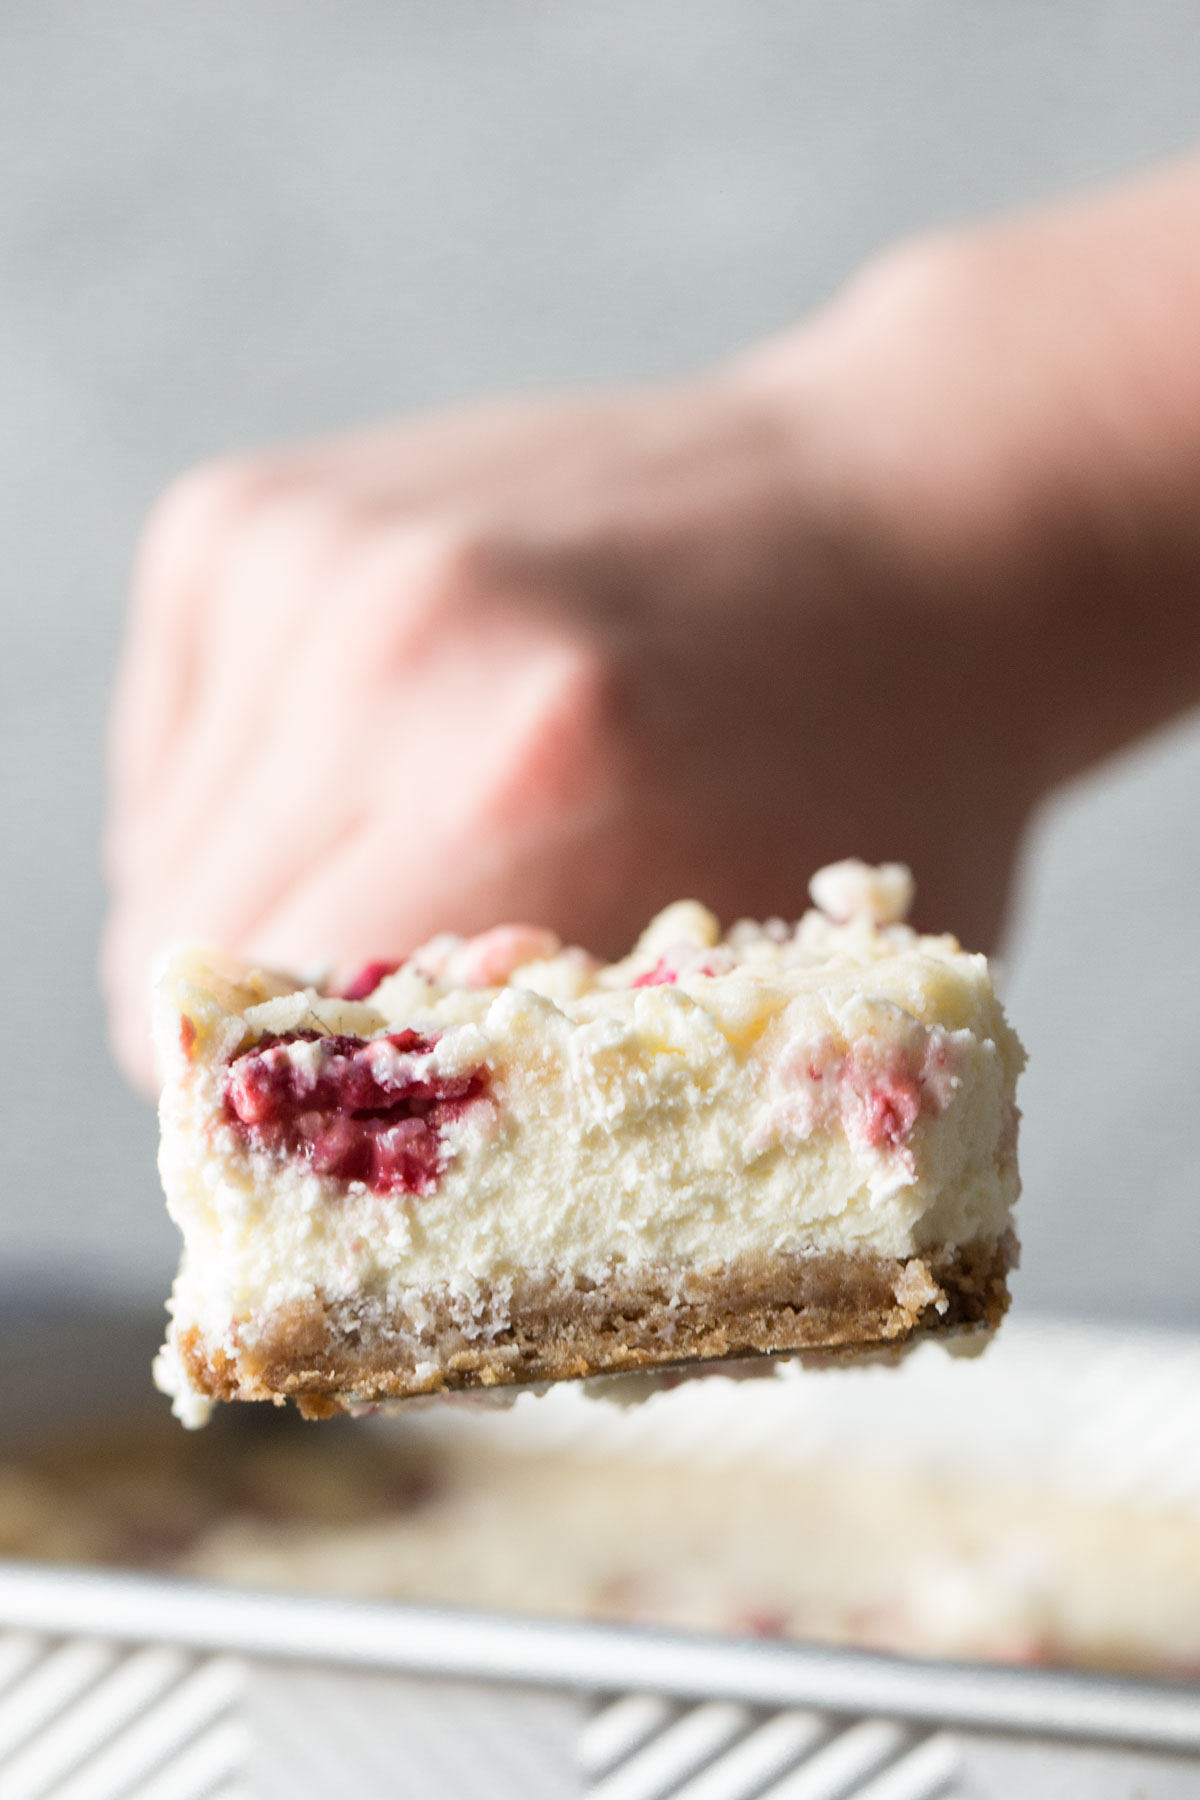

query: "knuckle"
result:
(132, 454), (288, 606)
(542, 635), (623, 737)
(401, 521), (500, 620)
(141, 457), (250, 550)
(841, 228), (973, 334)
(504, 635), (629, 809)
(363, 521), (515, 662)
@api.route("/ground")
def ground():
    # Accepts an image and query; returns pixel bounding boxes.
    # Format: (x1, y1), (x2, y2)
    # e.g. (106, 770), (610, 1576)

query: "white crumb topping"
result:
(808, 860), (916, 928)
(633, 899), (722, 958)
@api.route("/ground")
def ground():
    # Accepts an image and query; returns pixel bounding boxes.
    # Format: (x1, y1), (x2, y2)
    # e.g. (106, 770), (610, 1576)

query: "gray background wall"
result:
(2, 2), (1197, 1321)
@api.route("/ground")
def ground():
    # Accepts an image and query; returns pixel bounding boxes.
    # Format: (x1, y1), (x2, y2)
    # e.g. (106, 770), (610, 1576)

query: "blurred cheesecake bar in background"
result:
(151, 861), (1024, 1424)
(8, 1319), (1200, 1683)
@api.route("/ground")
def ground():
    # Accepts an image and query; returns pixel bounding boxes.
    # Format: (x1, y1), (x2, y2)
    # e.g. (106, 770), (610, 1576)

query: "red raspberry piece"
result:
(222, 1028), (488, 1197)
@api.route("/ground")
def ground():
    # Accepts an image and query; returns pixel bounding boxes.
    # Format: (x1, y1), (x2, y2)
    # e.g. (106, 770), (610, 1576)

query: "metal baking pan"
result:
(0, 1307), (1197, 1798)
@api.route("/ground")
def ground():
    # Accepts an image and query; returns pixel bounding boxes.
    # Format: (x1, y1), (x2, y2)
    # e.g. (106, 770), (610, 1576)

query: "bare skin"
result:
(104, 158), (1200, 1091)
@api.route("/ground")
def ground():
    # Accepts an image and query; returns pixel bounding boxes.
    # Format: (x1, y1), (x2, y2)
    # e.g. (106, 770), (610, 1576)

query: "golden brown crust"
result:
(174, 1237), (1014, 1417)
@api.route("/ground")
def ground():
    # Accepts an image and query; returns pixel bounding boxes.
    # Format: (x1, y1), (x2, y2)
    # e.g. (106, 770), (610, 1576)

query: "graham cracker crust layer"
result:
(174, 1235), (1014, 1417)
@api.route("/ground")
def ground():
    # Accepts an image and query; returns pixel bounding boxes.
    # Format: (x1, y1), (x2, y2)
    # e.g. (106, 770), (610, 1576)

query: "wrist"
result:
(729, 226), (1200, 799)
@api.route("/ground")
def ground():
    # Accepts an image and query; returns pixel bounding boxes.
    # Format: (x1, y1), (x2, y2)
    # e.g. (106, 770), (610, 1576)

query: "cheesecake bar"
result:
(152, 862), (1023, 1423)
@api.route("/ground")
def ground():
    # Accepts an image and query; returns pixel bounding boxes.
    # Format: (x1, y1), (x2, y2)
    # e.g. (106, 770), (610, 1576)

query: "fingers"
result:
(105, 393), (626, 883)
(108, 457), (279, 820)
(243, 625), (628, 969)
(102, 450), (635, 1095)
(113, 490), (358, 891)
(103, 628), (626, 1096)
(105, 483), (481, 1005)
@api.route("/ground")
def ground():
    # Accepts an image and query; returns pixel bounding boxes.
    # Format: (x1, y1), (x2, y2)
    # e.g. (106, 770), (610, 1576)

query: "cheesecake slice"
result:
(152, 862), (1023, 1424)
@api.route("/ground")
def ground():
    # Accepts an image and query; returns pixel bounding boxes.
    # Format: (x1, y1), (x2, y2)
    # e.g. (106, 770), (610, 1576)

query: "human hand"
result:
(109, 217), (1137, 1092)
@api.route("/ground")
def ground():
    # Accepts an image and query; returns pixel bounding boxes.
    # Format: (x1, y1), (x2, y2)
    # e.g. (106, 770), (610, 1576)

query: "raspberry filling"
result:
(222, 1029), (488, 1197)
(839, 1035), (958, 1153)
(853, 1071), (923, 1150)
(631, 947), (733, 988)
(338, 960), (402, 1001)
(632, 957), (678, 989)
(772, 1027), (964, 1159)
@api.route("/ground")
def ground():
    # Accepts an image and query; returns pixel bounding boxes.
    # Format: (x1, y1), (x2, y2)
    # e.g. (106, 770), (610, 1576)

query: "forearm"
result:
(738, 156), (1200, 791)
